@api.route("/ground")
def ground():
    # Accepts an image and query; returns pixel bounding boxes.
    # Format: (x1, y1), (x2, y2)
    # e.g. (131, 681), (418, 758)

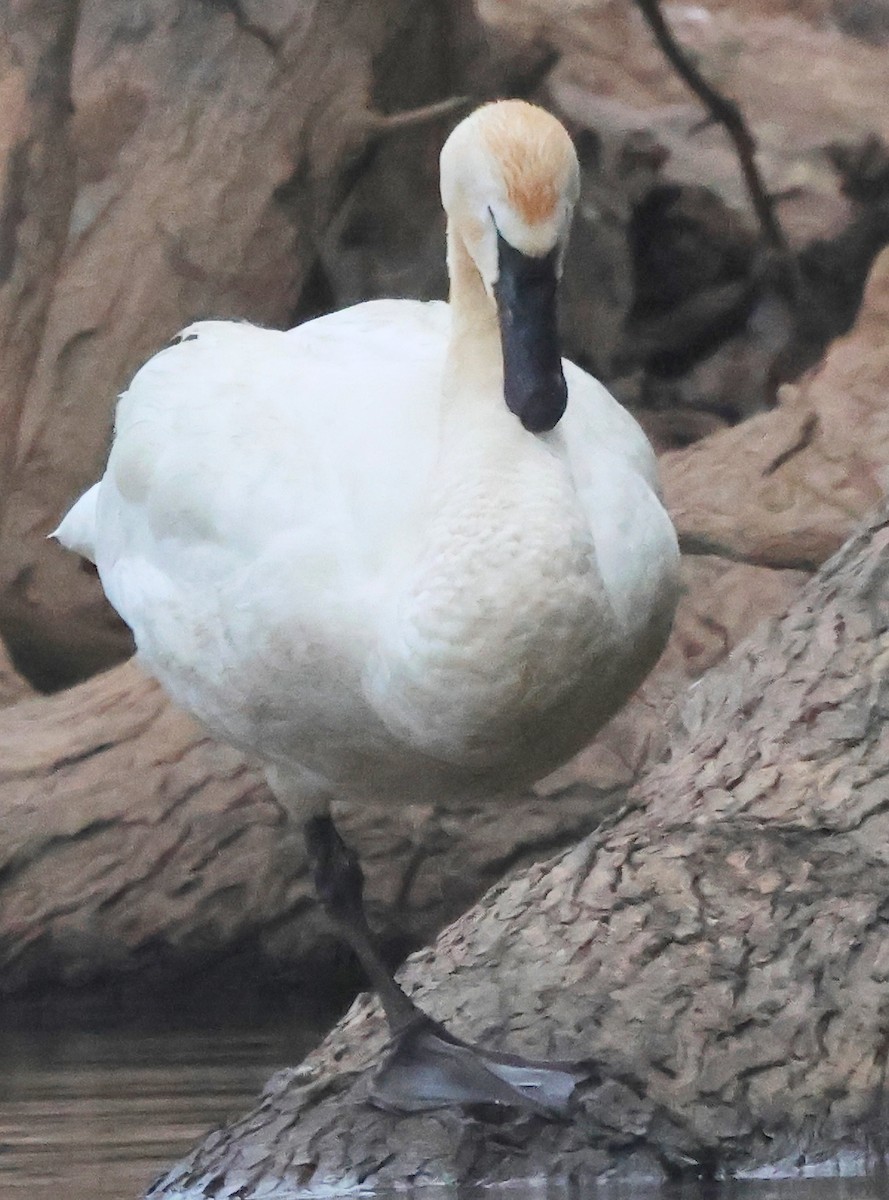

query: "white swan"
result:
(55, 100), (680, 1114)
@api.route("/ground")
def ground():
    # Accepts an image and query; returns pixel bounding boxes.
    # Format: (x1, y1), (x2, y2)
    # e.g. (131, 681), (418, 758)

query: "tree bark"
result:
(149, 505), (889, 1194)
(0, 0), (79, 506)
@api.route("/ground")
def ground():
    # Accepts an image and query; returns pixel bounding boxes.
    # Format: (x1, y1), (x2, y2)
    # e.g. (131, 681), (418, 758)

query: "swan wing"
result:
(64, 301), (449, 651)
(560, 360), (679, 636)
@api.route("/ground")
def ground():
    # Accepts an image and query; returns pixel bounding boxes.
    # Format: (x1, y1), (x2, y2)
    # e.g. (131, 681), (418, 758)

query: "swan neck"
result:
(443, 222), (506, 428)
(446, 223), (498, 344)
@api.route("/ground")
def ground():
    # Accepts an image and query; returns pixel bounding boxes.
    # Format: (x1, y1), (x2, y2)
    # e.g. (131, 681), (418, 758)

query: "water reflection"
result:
(0, 1020), (313, 1200)
(2, 1021), (889, 1200)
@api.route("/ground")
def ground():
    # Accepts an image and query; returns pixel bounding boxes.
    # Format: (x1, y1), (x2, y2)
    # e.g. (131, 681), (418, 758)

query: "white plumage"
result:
(54, 99), (680, 1113)
(56, 298), (676, 808)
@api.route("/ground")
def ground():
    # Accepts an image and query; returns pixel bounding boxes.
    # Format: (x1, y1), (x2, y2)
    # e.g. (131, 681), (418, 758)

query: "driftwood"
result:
(149, 505), (889, 1194)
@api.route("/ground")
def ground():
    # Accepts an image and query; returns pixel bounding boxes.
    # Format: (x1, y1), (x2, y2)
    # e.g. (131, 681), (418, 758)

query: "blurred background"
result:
(3, 0), (889, 1195)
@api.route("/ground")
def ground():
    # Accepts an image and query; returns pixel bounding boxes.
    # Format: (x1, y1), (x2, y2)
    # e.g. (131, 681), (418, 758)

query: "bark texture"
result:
(149, 506), (889, 1194)
(0, 1), (79, 501)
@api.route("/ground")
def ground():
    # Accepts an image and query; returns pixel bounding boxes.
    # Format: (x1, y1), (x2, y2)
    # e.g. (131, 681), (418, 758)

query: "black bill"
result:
(493, 232), (567, 434)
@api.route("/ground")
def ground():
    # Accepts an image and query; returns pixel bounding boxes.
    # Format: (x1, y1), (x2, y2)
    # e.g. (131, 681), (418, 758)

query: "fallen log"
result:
(149, 503), (889, 1193)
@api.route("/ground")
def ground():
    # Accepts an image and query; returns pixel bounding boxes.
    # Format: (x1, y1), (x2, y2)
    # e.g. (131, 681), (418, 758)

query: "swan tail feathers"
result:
(51, 483), (100, 563)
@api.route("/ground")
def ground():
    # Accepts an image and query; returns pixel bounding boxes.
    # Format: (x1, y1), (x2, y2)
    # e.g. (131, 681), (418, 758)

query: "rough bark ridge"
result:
(150, 506), (889, 1194)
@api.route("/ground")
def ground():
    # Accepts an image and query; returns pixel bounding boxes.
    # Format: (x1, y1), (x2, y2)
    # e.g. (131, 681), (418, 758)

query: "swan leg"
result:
(303, 815), (591, 1117)
(304, 814), (419, 1032)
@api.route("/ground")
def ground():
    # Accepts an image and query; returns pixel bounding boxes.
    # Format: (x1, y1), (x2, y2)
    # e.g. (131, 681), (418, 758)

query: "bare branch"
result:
(366, 95), (471, 137)
(632, 0), (800, 298)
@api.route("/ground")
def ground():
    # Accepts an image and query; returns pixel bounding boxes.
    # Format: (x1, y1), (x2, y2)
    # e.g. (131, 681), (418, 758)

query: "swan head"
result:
(440, 100), (580, 433)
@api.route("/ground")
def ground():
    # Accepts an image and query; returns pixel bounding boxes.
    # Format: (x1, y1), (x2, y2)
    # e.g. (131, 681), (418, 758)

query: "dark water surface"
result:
(0, 1017), (315, 1200)
(2, 1019), (888, 1200)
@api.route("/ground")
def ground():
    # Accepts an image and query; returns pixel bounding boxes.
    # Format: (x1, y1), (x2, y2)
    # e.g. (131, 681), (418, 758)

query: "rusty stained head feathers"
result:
(478, 100), (575, 226)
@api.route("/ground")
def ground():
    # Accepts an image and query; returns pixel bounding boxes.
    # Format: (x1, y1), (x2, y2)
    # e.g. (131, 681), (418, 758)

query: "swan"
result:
(54, 99), (680, 1115)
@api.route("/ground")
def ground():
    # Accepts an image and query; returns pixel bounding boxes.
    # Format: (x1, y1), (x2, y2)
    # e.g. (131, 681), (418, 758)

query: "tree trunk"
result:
(149, 504), (889, 1194)
(0, 0), (79, 506)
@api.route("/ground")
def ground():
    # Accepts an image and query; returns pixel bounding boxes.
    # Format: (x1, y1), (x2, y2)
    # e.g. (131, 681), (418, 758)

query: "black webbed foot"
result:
(370, 1012), (593, 1118)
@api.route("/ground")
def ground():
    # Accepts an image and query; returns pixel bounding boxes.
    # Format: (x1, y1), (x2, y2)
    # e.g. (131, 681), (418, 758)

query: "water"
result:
(0, 1018), (316, 1200)
(2, 1020), (889, 1200)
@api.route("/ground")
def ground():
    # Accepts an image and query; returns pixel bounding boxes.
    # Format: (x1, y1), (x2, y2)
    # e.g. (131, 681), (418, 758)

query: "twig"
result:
(632, 0), (800, 299)
(318, 96), (472, 242)
(366, 95), (472, 138)
(676, 532), (820, 573)
(365, 45), (560, 139)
